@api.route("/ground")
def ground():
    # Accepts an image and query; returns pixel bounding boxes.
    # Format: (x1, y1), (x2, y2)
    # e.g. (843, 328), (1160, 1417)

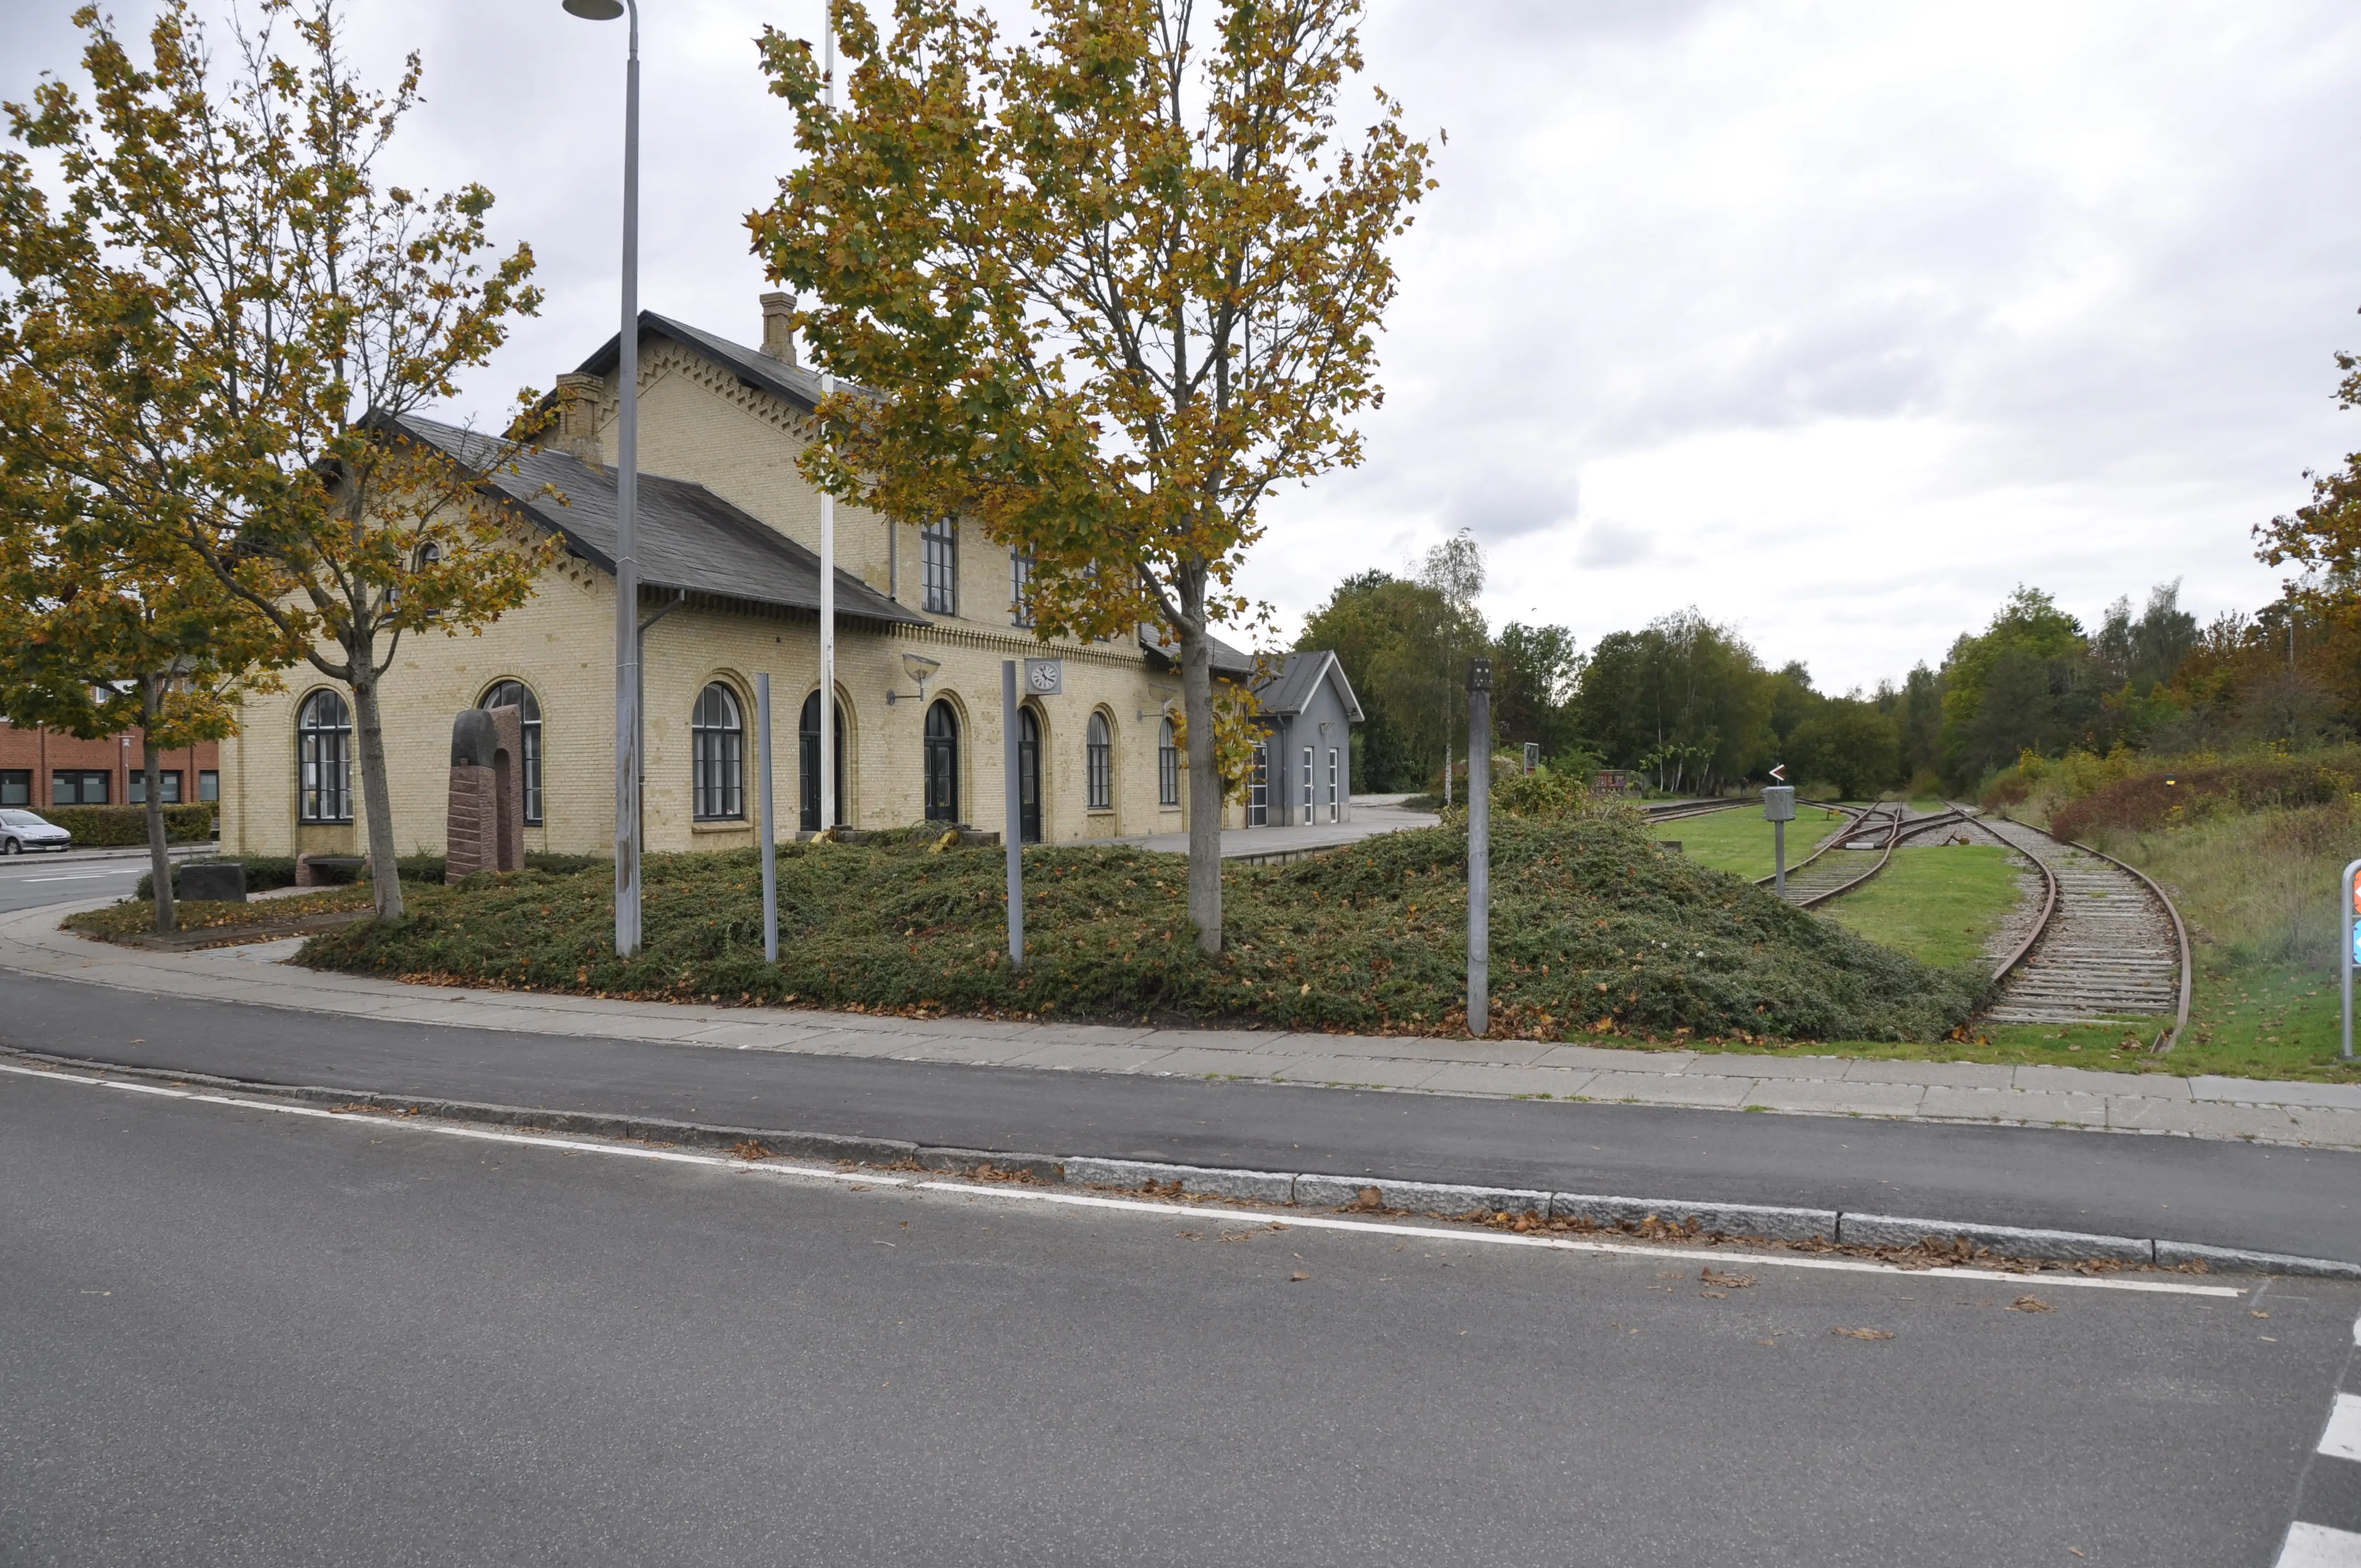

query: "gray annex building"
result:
(1246, 651), (1366, 827)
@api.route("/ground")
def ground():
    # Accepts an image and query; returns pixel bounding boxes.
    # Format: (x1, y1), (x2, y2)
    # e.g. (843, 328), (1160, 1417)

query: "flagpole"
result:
(816, 4), (837, 835)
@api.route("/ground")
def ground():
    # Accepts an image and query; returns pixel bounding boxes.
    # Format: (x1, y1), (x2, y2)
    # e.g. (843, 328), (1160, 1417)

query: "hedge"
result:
(32, 804), (214, 847)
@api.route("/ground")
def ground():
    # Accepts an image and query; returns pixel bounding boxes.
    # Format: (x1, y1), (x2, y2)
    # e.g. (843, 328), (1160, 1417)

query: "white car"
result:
(0, 809), (74, 854)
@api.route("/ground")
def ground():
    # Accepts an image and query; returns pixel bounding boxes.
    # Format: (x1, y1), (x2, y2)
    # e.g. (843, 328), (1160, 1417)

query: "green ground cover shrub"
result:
(301, 815), (1978, 1043)
(35, 804), (214, 846)
(66, 885), (373, 941)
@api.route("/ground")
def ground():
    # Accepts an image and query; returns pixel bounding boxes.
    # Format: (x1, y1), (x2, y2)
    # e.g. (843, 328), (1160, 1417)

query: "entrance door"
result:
(1247, 741), (1268, 826)
(798, 693), (847, 830)
(1018, 707), (1042, 843)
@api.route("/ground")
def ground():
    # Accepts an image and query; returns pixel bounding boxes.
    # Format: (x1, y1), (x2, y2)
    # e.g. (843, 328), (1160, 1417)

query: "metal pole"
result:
(1467, 659), (1491, 1036)
(2343, 857), (2360, 1060)
(816, 9), (837, 836)
(611, 0), (643, 958)
(759, 673), (777, 963)
(1775, 819), (1786, 896)
(1004, 661), (1023, 969)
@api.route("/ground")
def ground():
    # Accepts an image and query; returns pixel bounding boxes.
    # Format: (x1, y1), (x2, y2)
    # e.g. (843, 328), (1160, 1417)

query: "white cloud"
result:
(6, 0), (2357, 690)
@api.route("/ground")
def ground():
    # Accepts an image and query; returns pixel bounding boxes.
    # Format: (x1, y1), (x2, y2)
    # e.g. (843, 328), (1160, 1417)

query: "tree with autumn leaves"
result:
(0, 0), (550, 922)
(748, 0), (1435, 952)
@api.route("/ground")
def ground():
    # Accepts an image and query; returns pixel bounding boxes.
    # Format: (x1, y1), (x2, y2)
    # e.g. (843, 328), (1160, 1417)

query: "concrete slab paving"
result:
(1841, 1058), (2017, 1090)
(1415, 1064), (1600, 1099)
(2193, 1076), (2361, 1111)
(1734, 1079), (1929, 1115)
(1268, 1054), (1448, 1090)
(1536, 1043), (1696, 1074)
(1577, 1071), (1756, 1109)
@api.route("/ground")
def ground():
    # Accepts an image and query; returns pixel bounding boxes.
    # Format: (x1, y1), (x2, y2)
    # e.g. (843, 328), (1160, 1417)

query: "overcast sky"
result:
(7, 0), (2358, 692)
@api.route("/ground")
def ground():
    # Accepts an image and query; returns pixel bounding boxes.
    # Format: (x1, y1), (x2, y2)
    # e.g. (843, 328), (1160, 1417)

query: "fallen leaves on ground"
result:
(2010, 1295), (2053, 1312)
(1290, 1271), (1310, 1282)
(1701, 1267), (1756, 1289)
(731, 1139), (773, 1161)
(1832, 1327), (1895, 1341)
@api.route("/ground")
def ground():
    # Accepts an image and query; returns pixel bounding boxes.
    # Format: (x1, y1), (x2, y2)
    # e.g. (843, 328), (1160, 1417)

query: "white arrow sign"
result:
(1769, 764), (1787, 782)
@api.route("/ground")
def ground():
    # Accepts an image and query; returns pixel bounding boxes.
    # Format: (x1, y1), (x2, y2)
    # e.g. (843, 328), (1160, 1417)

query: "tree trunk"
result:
(141, 676), (175, 935)
(1180, 611), (1222, 956)
(349, 669), (406, 921)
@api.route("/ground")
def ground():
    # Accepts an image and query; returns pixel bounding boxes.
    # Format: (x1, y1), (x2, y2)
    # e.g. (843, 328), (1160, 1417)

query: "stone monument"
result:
(447, 705), (525, 881)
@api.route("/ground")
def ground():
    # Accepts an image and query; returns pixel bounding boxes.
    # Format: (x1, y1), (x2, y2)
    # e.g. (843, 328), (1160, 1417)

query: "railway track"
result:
(1751, 802), (1976, 908)
(1967, 813), (2191, 1048)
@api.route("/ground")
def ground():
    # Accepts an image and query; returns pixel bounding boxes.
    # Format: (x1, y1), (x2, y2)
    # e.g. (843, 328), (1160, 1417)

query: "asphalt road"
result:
(0, 856), (152, 914)
(0, 1070), (2347, 1566)
(6, 968), (2360, 1264)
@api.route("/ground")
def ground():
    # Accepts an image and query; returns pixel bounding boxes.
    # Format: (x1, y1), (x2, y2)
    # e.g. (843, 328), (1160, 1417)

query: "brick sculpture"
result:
(446, 705), (525, 881)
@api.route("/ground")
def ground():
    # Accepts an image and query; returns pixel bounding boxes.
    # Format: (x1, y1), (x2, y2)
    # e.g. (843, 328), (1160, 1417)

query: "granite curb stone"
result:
(2153, 1240), (2361, 1280)
(1292, 1173), (1549, 1217)
(1549, 1193), (1838, 1243)
(1060, 1157), (1296, 1204)
(1837, 1212), (2153, 1264)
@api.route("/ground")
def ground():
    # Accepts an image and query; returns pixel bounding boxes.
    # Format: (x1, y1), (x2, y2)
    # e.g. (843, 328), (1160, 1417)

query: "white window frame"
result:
(921, 518), (958, 616)
(1301, 746), (1313, 820)
(1327, 748), (1340, 823)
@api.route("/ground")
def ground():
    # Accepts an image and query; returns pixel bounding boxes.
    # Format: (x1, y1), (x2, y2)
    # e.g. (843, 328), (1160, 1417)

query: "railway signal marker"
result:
(1769, 764), (1787, 783)
(2346, 858), (2361, 1060)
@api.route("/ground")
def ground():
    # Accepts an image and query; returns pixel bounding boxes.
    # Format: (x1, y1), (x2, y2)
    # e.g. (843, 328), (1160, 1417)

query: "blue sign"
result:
(2351, 922), (2360, 967)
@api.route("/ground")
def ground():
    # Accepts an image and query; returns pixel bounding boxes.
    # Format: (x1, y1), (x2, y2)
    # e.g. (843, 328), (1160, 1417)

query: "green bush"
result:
(304, 816), (1978, 1043)
(34, 803), (213, 847)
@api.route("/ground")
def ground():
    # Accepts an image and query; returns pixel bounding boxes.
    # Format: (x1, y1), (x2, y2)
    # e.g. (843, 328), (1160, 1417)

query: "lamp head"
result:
(563, 0), (625, 19)
(901, 652), (943, 685)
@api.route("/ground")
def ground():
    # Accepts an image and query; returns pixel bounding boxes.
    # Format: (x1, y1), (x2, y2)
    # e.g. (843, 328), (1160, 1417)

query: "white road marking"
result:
(14, 870), (142, 883)
(2280, 1522), (2361, 1567)
(0, 1060), (2253, 1297)
(2319, 1395), (2361, 1463)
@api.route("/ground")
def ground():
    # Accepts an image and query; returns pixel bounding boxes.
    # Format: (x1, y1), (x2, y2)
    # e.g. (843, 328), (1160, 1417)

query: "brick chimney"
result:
(552, 372), (604, 466)
(760, 291), (797, 365)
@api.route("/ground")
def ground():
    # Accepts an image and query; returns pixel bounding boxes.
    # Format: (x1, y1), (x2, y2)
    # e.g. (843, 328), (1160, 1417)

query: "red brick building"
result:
(0, 718), (220, 812)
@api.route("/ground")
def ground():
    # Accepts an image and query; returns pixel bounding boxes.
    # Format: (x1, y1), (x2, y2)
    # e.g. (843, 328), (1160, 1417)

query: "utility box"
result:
(1762, 785), (1797, 822)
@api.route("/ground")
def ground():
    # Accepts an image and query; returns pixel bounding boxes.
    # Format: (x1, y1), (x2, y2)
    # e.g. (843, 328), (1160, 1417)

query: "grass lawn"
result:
(1655, 804), (1853, 880)
(1818, 843), (2022, 970)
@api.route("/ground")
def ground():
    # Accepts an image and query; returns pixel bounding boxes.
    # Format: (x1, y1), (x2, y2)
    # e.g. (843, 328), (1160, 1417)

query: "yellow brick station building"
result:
(214, 300), (1301, 865)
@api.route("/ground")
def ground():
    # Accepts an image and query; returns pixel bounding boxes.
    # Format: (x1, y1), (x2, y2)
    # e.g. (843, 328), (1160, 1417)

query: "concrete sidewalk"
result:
(4, 899), (2357, 1150)
(1110, 798), (1439, 861)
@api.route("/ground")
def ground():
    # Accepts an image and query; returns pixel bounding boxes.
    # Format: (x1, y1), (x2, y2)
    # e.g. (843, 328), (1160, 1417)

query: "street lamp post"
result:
(562, 0), (643, 957)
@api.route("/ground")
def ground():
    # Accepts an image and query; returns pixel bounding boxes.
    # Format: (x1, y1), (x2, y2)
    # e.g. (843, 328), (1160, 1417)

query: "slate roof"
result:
(394, 413), (923, 628)
(1254, 650), (1365, 722)
(1137, 620), (1261, 680)
(576, 310), (844, 412)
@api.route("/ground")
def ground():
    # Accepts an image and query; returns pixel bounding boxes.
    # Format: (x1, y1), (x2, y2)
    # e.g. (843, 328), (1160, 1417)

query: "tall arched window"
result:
(691, 683), (744, 820)
(1017, 707), (1042, 843)
(296, 689), (353, 823)
(797, 691), (847, 831)
(1158, 717), (1179, 807)
(921, 519), (958, 614)
(478, 680), (543, 824)
(923, 700), (959, 823)
(1086, 712), (1113, 810)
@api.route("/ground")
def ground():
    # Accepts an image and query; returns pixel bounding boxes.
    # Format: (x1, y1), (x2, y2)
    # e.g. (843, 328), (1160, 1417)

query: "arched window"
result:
(1086, 712), (1113, 810)
(478, 680), (543, 824)
(921, 518), (958, 614)
(296, 689), (353, 824)
(923, 700), (959, 823)
(691, 683), (744, 820)
(1158, 716), (1179, 807)
(797, 691), (847, 831)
